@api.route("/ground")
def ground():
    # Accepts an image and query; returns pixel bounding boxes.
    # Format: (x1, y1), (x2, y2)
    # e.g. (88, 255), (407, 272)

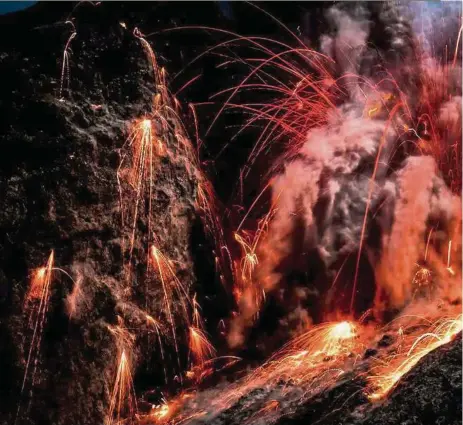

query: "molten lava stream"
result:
(367, 313), (463, 401)
(147, 321), (363, 425)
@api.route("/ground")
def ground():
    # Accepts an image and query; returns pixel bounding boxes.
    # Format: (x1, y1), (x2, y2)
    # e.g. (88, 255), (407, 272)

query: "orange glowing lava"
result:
(367, 314), (462, 400)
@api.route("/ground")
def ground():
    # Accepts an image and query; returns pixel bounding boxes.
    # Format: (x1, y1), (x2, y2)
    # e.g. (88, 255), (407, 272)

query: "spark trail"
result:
(367, 314), (462, 400)
(15, 251), (55, 425)
(59, 21), (77, 101)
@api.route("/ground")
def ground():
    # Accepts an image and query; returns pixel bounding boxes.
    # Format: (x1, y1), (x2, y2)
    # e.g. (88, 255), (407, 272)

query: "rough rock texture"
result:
(274, 334), (463, 425)
(0, 3), (199, 425)
(0, 3), (461, 425)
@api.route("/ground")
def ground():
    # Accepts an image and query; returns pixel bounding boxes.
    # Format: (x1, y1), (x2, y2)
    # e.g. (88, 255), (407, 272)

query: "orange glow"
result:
(66, 275), (83, 319)
(17, 251), (55, 424)
(367, 314), (462, 400)
(117, 118), (164, 261)
(107, 319), (137, 424)
(189, 326), (216, 370)
(107, 349), (137, 425)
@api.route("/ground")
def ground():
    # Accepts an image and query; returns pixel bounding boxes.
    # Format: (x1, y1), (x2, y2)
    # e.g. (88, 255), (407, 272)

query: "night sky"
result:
(0, 1), (36, 15)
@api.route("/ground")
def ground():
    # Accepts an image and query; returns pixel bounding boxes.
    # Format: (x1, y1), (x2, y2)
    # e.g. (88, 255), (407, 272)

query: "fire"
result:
(367, 314), (463, 400)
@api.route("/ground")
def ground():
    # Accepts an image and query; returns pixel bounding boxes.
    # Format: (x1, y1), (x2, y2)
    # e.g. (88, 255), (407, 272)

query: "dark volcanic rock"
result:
(357, 333), (462, 425)
(183, 334), (462, 425)
(278, 334), (462, 425)
(0, 3), (201, 425)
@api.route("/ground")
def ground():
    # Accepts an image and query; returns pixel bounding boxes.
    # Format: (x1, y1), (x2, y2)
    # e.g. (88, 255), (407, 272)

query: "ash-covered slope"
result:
(0, 3), (202, 425)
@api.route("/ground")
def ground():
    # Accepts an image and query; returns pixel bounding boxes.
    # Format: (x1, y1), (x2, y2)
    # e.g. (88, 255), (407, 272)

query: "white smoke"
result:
(228, 2), (462, 348)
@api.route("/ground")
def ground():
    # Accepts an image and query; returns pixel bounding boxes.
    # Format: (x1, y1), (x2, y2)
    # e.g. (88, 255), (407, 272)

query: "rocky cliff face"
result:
(0, 3), (200, 424)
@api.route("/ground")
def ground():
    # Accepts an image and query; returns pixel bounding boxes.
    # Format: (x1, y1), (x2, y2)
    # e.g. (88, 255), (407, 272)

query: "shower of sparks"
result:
(117, 118), (164, 261)
(59, 20), (77, 101)
(16, 251), (55, 425)
(107, 349), (137, 425)
(147, 321), (362, 424)
(107, 318), (137, 425)
(149, 244), (191, 367)
(367, 314), (462, 400)
(188, 326), (216, 370)
(19, 5), (460, 425)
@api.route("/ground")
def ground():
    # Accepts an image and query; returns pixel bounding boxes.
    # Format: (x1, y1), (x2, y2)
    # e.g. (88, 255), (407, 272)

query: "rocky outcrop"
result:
(0, 3), (199, 424)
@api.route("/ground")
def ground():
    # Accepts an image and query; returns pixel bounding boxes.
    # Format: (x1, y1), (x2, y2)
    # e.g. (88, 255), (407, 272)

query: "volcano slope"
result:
(0, 2), (461, 425)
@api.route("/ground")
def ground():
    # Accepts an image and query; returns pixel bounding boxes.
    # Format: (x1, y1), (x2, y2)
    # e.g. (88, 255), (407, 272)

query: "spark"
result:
(117, 118), (164, 261)
(234, 232), (259, 283)
(446, 240), (455, 275)
(59, 21), (77, 101)
(367, 315), (462, 400)
(149, 244), (191, 370)
(16, 251), (55, 425)
(107, 319), (137, 425)
(412, 264), (432, 289)
(188, 326), (216, 370)
(106, 349), (137, 425)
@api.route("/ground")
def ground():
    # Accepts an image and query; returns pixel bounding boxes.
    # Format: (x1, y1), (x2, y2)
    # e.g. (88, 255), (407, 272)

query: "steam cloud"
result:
(228, 2), (462, 348)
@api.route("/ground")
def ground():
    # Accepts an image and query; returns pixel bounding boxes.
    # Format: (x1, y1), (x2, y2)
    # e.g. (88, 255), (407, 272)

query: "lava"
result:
(367, 314), (463, 400)
(8, 3), (462, 425)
